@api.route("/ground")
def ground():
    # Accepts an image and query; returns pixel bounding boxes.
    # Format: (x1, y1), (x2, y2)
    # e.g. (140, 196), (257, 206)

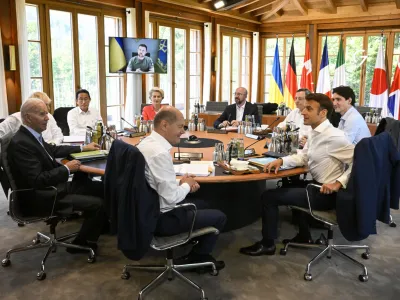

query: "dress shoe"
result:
(239, 241), (276, 256)
(66, 240), (98, 254)
(174, 253), (225, 272)
(282, 233), (313, 245)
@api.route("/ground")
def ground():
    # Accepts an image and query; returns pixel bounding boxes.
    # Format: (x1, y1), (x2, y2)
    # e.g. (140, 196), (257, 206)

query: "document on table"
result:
(63, 135), (85, 143)
(248, 157), (295, 170)
(173, 163), (211, 177)
(220, 126), (238, 132)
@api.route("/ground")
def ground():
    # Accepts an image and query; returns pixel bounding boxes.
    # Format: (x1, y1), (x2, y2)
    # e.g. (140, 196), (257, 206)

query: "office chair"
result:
(121, 203), (219, 300)
(280, 183), (370, 282)
(0, 133), (95, 280)
(53, 107), (74, 135)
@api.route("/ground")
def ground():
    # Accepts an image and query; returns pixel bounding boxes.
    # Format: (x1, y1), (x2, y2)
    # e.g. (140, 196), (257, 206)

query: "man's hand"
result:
(230, 120), (240, 127)
(220, 120), (230, 128)
(299, 136), (308, 147)
(65, 160), (81, 173)
(320, 181), (342, 194)
(83, 142), (100, 151)
(135, 68), (142, 72)
(180, 174), (200, 193)
(263, 158), (283, 174)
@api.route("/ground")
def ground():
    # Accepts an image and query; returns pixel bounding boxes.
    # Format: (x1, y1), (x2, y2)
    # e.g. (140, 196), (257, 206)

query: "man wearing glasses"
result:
(213, 87), (260, 129)
(67, 89), (103, 136)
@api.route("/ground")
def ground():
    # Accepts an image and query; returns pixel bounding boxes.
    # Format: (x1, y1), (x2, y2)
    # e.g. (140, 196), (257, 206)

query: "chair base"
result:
(2, 229), (96, 280)
(122, 255), (217, 300)
(280, 232), (370, 282)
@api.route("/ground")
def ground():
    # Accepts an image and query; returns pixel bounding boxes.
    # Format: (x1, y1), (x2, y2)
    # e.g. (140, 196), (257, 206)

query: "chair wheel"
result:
(279, 248), (287, 256)
(121, 271), (131, 280)
(390, 222), (397, 228)
(304, 273), (312, 281)
(315, 238), (325, 245)
(359, 274), (368, 282)
(361, 252), (370, 260)
(17, 223), (25, 227)
(210, 269), (219, 276)
(2, 258), (10, 267)
(87, 255), (96, 263)
(32, 239), (40, 245)
(37, 271), (46, 281)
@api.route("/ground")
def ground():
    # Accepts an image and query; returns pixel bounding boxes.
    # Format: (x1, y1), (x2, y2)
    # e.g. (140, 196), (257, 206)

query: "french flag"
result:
(388, 57), (400, 120)
(316, 37), (331, 98)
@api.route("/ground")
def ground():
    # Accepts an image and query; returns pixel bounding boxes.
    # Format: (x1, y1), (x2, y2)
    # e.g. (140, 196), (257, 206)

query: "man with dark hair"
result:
(213, 87), (260, 128)
(126, 43), (154, 73)
(278, 88), (312, 147)
(67, 89), (102, 136)
(137, 106), (226, 269)
(332, 86), (371, 144)
(240, 93), (355, 256)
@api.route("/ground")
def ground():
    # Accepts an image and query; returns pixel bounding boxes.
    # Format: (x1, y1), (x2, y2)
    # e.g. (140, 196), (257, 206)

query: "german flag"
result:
(284, 39), (298, 109)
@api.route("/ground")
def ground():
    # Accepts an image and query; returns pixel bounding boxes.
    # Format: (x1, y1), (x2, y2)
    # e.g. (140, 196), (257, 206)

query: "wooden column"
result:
(307, 24), (318, 92)
(210, 17), (217, 102)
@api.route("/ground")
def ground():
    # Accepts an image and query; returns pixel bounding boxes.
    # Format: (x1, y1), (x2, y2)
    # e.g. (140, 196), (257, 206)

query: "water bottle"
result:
(237, 138), (244, 159)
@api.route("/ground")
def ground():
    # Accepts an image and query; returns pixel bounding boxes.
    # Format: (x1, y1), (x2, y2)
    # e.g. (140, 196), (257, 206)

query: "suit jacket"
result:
(8, 126), (81, 215)
(104, 139), (159, 261)
(375, 117), (400, 151)
(336, 132), (400, 241)
(213, 102), (261, 128)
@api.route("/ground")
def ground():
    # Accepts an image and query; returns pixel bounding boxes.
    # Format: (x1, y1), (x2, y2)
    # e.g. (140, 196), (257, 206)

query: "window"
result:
(391, 33), (400, 82)
(104, 16), (124, 129)
(221, 32), (252, 103)
(152, 19), (203, 119)
(262, 36), (305, 103)
(26, 4), (43, 93)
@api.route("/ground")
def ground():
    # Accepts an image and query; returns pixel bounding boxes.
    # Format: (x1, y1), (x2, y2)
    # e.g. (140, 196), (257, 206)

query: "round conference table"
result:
(76, 131), (307, 231)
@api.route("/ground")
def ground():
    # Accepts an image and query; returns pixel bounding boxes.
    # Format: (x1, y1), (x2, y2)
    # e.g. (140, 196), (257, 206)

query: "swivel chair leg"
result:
(37, 244), (54, 281)
(2, 242), (50, 267)
(332, 247), (368, 282)
(172, 268), (208, 300)
(305, 246), (330, 278)
(138, 268), (169, 300)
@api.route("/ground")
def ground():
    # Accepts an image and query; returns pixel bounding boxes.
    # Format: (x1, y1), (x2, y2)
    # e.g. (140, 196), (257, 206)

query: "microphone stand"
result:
(121, 117), (138, 132)
(244, 136), (266, 157)
(173, 138), (189, 164)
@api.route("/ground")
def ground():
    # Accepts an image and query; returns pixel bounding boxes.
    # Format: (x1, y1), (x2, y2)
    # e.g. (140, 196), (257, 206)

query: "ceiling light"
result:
(214, 0), (226, 9)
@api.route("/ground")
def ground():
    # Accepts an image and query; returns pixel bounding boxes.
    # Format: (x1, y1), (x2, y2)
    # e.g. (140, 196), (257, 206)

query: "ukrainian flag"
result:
(109, 37), (127, 73)
(269, 40), (284, 104)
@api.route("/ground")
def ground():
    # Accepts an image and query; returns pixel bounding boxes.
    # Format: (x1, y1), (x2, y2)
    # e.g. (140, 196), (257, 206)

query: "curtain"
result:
(251, 32), (259, 103)
(15, 0), (31, 102)
(202, 22), (211, 103)
(0, 28), (9, 117)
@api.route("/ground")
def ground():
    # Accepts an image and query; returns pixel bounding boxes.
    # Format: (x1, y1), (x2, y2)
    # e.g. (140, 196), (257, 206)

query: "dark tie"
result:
(38, 135), (53, 161)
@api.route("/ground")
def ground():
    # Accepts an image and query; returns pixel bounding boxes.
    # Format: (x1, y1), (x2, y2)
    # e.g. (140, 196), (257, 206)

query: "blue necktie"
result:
(38, 135), (53, 161)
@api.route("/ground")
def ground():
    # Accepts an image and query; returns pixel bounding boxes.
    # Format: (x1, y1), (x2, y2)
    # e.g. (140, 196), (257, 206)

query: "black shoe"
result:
(239, 241), (276, 256)
(174, 253), (225, 271)
(282, 233), (313, 245)
(66, 240), (98, 254)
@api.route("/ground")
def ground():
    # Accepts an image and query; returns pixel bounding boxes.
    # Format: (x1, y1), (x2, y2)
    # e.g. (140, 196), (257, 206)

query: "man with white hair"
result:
(0, 92), (63, 144)
(7, 98), (106, 252)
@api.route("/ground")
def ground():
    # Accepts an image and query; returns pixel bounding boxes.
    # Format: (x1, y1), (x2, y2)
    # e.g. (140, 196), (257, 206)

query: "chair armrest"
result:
(161, 203), (197, 245)
(305, 183), (322, 220)
(8, 186), (58, 223)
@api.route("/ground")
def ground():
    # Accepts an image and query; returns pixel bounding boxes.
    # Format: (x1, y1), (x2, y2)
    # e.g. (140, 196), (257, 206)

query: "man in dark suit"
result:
(213, 87), (261, 128)
(8, 98), (106, 253)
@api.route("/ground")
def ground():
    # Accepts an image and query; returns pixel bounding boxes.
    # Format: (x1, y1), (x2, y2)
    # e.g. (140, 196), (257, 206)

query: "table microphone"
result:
(121, 117), (136, 129)
(244, 136), (266, 151)
(173, 139), (188, 164)
(269, 116), (281, 128)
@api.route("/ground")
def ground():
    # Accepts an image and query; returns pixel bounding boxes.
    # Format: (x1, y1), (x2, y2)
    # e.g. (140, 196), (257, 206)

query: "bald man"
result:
(213, 87), (260, 128)
(137, 106), (226, 270)
(0, 92), (63, 144)
(7, 98), (106, 253)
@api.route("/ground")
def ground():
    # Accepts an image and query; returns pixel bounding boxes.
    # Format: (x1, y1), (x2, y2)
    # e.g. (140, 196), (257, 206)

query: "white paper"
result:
(221, 126), (238, 132)
(173, 163), (210, 177)
(63, 135), (85, 143)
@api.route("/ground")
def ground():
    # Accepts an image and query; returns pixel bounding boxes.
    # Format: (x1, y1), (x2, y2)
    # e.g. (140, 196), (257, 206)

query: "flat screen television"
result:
(109, 37), (168, 74)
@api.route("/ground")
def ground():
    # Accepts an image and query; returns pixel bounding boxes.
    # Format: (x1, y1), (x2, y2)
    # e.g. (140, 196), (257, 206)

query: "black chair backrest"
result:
(53, 107), (74, 136)
(205, 101), (228, 112)
(260, 103), (278, 114)
(0, 118), (5, 123)
(257, 105), (263, 123)
(141, 103), (151, 114)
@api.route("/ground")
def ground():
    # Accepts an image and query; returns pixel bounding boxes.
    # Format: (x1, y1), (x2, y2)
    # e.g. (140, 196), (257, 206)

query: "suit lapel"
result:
(231, 105), (237, 121)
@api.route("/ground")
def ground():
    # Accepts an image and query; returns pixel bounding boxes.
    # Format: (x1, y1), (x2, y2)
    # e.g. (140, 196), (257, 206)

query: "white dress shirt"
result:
(0, 112), (63, 145)
(338, 106), (371, 145)
(282, 119), (355, 188)
(137, 131), (191, 211)
(67, 106), (102, 136)
(236, 102), (246, 121)
(278, 108), (311, 138)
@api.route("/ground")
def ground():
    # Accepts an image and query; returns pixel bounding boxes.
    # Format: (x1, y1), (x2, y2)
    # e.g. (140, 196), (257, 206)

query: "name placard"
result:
(174, 152), (203, 160)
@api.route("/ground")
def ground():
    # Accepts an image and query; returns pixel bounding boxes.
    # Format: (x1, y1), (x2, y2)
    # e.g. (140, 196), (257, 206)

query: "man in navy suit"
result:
(214, 87), (260, 128)
(8, 98), (106, 253)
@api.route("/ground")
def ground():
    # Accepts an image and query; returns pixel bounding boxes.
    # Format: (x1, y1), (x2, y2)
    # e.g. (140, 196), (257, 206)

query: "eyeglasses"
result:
(78, 98), (91, 102)
(233, 92), (245, 97)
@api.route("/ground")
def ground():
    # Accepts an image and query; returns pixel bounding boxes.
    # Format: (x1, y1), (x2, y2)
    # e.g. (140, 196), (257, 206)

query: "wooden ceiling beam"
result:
(360, 0), (368, 12)
(395, 0), (400, 9)
(324, 0), (337, 13)
(260, 0), (289, 21)
(240, 0), (274, 14)
(198, 0), (212, 3)
(232, 0), (260, 10)
(251, 0), (279, 16)
(292, 0), (308, 15)
(274, 9), (283, 17)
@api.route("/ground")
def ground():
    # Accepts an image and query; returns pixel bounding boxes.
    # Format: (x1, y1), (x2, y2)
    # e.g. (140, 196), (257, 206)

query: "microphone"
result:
(121, 117), (137, 129)
(268, 117), (281, 129)
(173, 138), (188, 164)
(244, 136), (266, 150)
(219, 113), (231, 129)
(243, 136), (266, 157)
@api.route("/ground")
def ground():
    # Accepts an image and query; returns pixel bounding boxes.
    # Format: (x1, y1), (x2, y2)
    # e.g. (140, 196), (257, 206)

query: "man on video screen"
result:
(126, 44), (155, 73)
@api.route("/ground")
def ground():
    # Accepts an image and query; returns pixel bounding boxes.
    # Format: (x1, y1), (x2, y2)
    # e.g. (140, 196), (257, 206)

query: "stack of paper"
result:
(173, 163), (210, 177)
(70, 150), (107, 160)
(248, 157), (294, 170)
(221, 126), (238, 132)
(63, 136), (85, 143)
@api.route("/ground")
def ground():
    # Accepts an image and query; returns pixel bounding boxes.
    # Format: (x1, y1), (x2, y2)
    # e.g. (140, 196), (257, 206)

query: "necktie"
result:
(38, 135), (54, 161)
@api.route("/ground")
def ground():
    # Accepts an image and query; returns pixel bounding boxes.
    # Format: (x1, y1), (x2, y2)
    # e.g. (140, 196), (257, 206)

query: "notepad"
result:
(221, 126), (238, 132)
(70, 150), (108, 161)
(248, 157), (294, 170)
(63, 135), (85, 143)
(173, 164), (210, 177)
